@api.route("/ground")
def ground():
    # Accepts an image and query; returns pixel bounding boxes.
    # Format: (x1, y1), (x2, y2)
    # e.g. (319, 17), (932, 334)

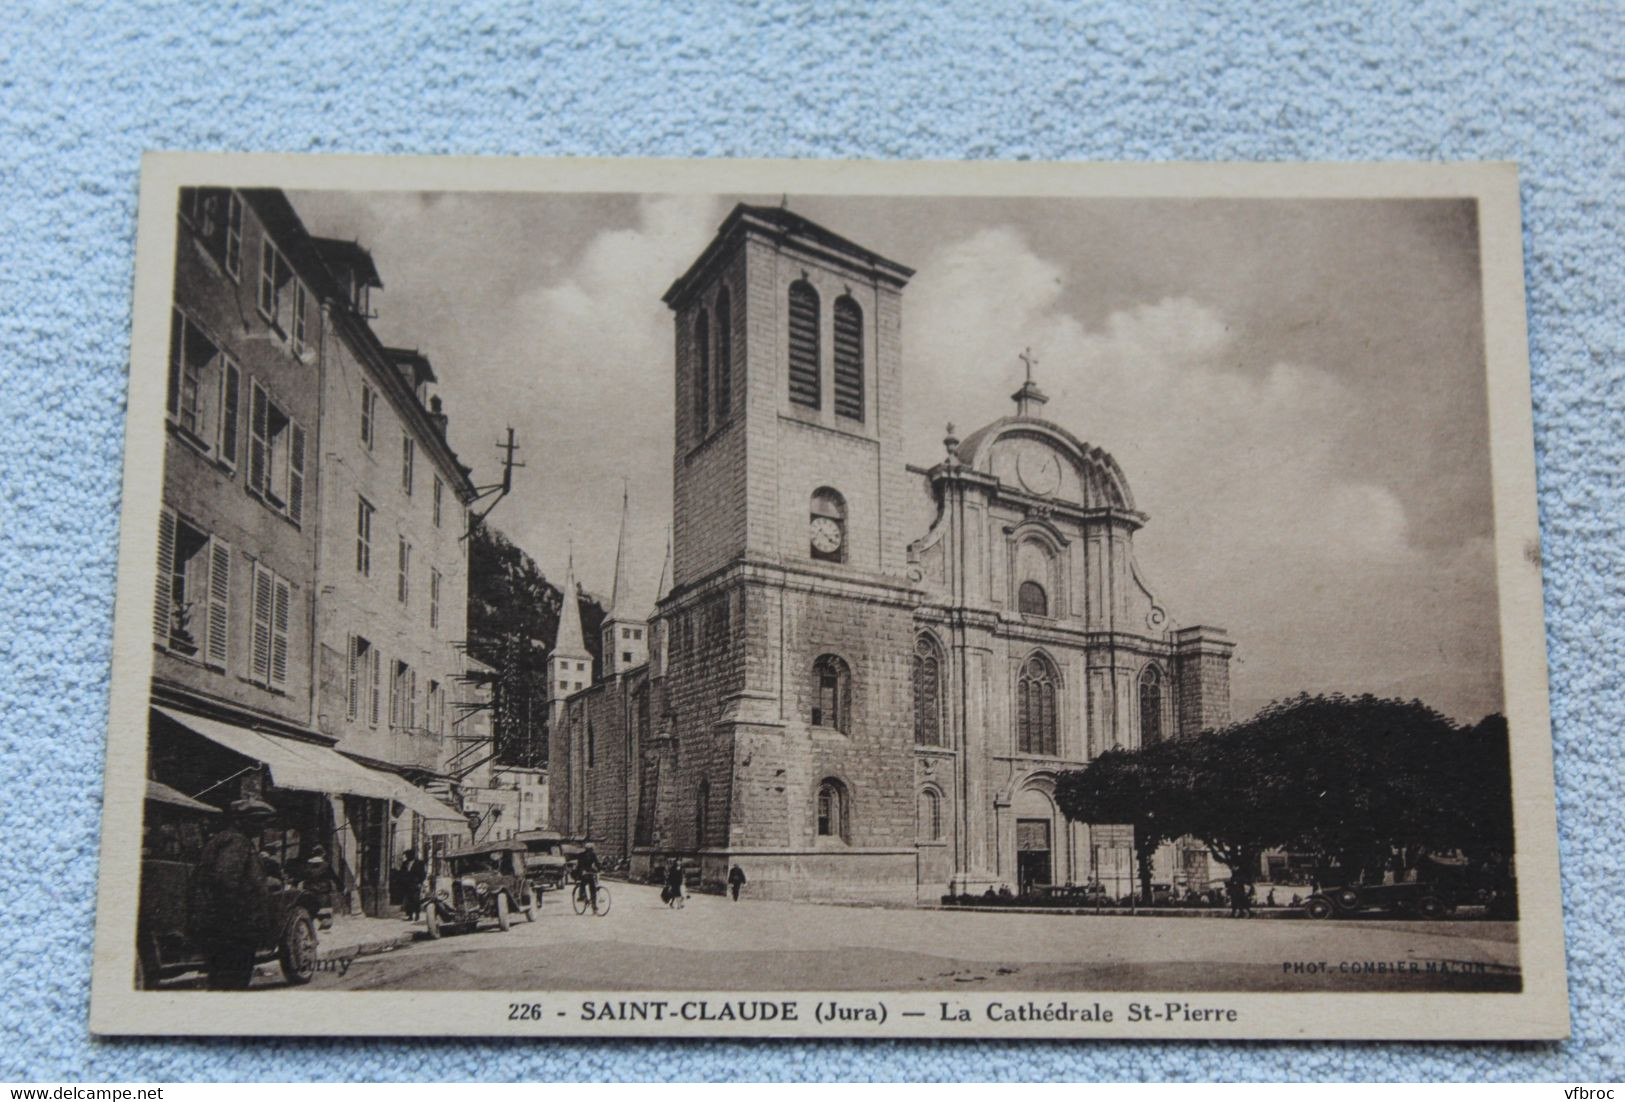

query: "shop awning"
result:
(146, 779), (220, 813)
(157, 707), (467, 824)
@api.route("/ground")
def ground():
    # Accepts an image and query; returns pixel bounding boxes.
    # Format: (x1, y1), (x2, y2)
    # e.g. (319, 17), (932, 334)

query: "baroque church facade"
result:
(548, 204), (1234, 903)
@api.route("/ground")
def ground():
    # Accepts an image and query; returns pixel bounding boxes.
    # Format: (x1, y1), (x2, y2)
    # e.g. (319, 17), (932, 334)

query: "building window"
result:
(695, 779), (710, 847)
(917, 788), (942, 842)
(787, 279), (820, 409)
(429, 569), (441, 629)
(832, 295), (863, 421)
(249, 561), (292, 690)
(587, 721), (595, 767)
(809, 486), (847, 563)
(1018, 580), (1048, 617)
(1017, 654), (1058, 755)
(815, 778), (849, 842)
(257, 238), (292, 331)
(166, 309), (241, 469)
(247, 380), (305, 524)
(913, 635), (944, 747)
(433, 476), (443, 527)
(428, 679), (444, 736)
(153, 510), (229, 668)
(224, 192), (242, 279)
(348, 635), (380, 725)
(390, 660), (416, 729)
(290, 281), (309, 357)
(401, 434), (414, 495)
(811, 653), (850, 732)
(1139, 665), (1163, 744)
(356, 496), (374, 575)
(622, 651), (632, 664)
(694, 308), (711, 438)
(397, 538), (411, 604)
(714, 287), (732, 421)
(360, 384), (376, 449)
(633, 627), (642, 640)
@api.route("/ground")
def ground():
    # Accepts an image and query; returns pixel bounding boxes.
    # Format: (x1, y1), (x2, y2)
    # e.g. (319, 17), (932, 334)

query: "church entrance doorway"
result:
(1016, 818), (1052, 895)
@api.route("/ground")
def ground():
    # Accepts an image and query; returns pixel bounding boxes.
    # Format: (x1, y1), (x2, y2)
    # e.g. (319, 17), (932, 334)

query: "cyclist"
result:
(574, 842), (602, 911)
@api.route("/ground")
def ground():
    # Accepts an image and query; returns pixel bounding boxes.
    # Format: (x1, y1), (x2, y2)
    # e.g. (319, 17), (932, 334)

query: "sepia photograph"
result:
(89, 155), (1565, 1040)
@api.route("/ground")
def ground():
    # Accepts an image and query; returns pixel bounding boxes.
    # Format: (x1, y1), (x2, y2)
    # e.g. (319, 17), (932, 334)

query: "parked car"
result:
(1147, 882), (1177, 906)
(136, 781), (328, 989)
(513, 829), (572, 894)
(1303, 881), (1456, 920)
(424, 840), (537, 937)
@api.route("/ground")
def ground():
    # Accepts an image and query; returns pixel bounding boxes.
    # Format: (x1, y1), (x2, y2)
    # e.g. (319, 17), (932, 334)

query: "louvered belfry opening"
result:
(714, 288), (732, 421)
(832, 295), (864, 421)
(694, 308), (711, 436)
(787, 280), (820, 409)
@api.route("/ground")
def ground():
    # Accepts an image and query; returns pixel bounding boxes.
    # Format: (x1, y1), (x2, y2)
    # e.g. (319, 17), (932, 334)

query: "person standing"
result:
(663, 858), (686, 907)
(191, 797), (274, 990)
(398, 848), (426, 921)
(727, 863), (747, 902)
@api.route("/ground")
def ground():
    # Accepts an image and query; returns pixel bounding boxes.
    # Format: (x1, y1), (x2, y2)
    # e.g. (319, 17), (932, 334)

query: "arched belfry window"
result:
(809, 487), (846, 563)
(714, 288), (732, 421)
(1017, 653), (1058, 756)
(694, 308), (711, 437)
(832, 295), (863, 421)
(1018, 580), (1048, 617)
(1139, 665), (1163, 744)
(787, 280), (820, 409)
(816, 778), (849, 842)
(913, 635), (944, 747)
(811, 653), (850, 732)
(695, 779), (710, 847)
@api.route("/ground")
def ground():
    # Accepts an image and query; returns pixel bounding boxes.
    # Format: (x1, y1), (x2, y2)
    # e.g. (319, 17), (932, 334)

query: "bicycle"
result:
(571, 877), (612, 916)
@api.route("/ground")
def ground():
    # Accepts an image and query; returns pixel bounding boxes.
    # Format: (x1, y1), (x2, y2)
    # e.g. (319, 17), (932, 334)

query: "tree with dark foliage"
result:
(466, 521), (604, 767)
(1055, 742), (1180, 904)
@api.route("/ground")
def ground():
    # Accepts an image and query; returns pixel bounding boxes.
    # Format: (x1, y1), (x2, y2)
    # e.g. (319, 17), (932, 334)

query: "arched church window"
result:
(787, 280), (820, 409)
(1017, 653), (1058, 755)
(1139, 665), (1163, 744)
(816, 778), (849, 841)
(917, 787), (942, 841)
(695, 779), (710, 847)
(1018, 580), (1048, 617)
(714, 288), (732, 422)
(694, 308), (711, 437)
(811, 653), (850, 732)
(832, 295), (864, 421)
(913, 635), (944, 746)
(809, 487), (846, 563)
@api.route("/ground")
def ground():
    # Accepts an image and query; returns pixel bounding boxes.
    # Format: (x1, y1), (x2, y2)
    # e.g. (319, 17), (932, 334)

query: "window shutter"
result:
(369, 648), (381, 726)
(787, 281), (820, 408)
(287, 422), (306, 523)
(408, 669), (417, 728)
(258, 240), (276, 317)
(206, 538), (231, 668)
(218, 359), (240, 468)
(270, 576), (291, 688)
(154, 509), (176, 644)
(251, 563), (273, 684)
(346, 636), (358, 721)
(167, 309), (184, 418)
(833, 297), (864, 420)
(248, 381), (269, 495)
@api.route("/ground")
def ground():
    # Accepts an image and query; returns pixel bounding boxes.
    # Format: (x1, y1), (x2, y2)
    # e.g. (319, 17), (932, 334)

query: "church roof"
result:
(952, 415), (1138, 512)
(553, 552), (590, 658)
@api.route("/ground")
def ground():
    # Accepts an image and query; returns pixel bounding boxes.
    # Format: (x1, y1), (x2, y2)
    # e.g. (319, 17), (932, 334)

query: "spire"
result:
(655, 527), (673, 604)
(1011, 346), (1048, 418)
(554, 543), (588, 657)
(608, 481), (632, 618)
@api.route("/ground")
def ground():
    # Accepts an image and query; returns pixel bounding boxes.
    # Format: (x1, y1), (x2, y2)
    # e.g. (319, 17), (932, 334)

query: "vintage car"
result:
(513, 828), (573, 893)
(1303, 880), (1457, 920)
(424, 840), (538, 937)
(136, 781), (329, 989)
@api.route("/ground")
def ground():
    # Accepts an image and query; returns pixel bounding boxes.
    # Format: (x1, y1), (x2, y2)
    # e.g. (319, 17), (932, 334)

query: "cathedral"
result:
(547, 204), (1234, 903)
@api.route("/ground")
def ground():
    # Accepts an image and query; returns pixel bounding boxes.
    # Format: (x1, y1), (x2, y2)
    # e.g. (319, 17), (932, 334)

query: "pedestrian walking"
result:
(727, 863), (747, 901)
(662, 858), (686, 907)
(191, 796), (274, 989)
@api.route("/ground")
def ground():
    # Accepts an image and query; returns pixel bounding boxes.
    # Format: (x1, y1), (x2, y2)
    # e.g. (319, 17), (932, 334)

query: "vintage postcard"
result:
(90, 155), (1566, 1039)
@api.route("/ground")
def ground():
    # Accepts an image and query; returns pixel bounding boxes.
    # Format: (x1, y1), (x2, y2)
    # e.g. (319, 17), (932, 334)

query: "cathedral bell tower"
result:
(656, 205), (923, 903)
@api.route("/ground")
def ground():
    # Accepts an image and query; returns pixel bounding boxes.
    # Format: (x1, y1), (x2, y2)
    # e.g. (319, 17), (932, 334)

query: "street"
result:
(310, 881), (1521, 993)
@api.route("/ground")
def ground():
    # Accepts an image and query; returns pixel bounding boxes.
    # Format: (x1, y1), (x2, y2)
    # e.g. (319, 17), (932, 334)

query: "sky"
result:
(288, 189), (1503, 723)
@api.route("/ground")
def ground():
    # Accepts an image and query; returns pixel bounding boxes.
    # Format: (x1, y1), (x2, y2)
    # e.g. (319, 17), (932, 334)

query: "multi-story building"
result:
(550, 204), (1233, 902)
(144, 187), (474, 924)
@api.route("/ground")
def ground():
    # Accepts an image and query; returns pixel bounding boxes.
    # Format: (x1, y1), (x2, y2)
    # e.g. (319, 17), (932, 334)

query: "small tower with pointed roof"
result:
(600, 486), (649, 678)
(546, 545), (593, 729)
